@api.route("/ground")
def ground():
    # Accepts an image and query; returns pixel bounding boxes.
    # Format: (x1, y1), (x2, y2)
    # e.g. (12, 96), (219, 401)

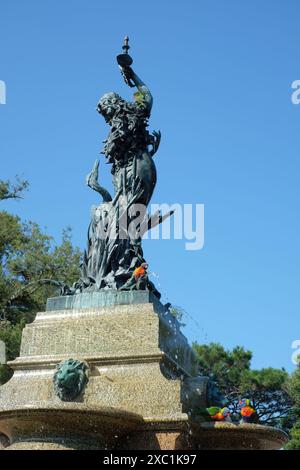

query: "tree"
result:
(193, 342), (252, 392)
(0, 177), (29, 201)
(0, 321), (24, 383)
(235, 367), (292, 428)
(286, 420), (300, 450)
(0, 180), (82, 384)
(285, 365), (300, 449)
(193, 342), (292, 428)
(0, 219), (82, 323)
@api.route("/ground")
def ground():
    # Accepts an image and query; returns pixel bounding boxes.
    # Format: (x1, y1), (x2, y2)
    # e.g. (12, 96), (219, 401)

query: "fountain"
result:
(0, 38), (288, 450)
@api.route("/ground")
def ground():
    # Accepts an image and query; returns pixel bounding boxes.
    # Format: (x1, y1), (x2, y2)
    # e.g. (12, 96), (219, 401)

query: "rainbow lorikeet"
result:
(239, 399), (259, 424)
(196, 407), (231, 422)
(120, 263), (148, 291)
(133, 263), (148, 281)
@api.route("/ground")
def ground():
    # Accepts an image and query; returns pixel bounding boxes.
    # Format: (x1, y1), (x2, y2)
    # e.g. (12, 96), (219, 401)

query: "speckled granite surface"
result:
(0, 296), (289, 450)
(0, 301), (188, 449)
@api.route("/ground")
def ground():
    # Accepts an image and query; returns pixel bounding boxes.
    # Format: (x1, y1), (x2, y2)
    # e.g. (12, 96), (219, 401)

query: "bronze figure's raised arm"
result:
(116, 35), (153, 113)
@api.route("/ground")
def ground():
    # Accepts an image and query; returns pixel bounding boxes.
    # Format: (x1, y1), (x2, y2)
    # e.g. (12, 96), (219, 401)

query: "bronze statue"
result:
(71, 37), (173, 297)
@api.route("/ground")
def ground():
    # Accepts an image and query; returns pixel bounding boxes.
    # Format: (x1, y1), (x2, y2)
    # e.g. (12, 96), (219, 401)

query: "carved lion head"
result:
(53, 359), (88, 402)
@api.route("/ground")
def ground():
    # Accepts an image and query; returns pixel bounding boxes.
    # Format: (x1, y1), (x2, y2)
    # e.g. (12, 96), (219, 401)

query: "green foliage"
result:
(285, 420), (300, 450)
(241, 367), (289, 392)
(0, 219), (82, 324)
(0, 177), (28, 201)
(285, 365), (300, 449)
(288, 365), (300, 406)
(0, 180), (82, 384)
(193, 342), (292, 428)
(192, 342), (252, 392)
(0, 321), (24, 359)
(0, 321), (24, 384)
(239, 368), (291, 428)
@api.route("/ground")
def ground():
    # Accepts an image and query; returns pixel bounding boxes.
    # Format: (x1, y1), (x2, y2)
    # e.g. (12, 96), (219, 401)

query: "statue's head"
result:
(53, 358), (88, 401)
(97, 92), (124, 123)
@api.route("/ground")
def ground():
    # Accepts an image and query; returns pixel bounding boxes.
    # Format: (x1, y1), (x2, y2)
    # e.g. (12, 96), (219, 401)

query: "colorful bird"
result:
(133, 263), (148, 281)
(120, 262), (149, 291)
(197, 407), (232, 422)
(239, 399), (259, 424)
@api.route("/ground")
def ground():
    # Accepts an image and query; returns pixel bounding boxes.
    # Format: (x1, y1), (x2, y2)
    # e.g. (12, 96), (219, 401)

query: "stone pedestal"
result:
(0, 292), (288, 450)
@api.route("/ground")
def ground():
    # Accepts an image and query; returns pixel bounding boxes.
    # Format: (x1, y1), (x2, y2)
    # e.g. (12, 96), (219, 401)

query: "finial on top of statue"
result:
(122, 35), (130, 55)
(116, 36), (135, 88)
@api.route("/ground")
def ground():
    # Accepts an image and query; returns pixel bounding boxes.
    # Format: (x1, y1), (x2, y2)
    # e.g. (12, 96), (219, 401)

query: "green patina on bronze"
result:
(53, 359), (88, 402)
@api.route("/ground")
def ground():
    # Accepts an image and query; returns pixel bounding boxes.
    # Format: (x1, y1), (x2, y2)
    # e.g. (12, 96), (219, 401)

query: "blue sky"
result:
(1, 0), (299, 372)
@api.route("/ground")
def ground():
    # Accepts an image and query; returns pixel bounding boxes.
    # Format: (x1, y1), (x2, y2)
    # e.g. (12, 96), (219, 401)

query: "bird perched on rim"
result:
(239, 399), (259, 424)
(196, 407), (232, 422)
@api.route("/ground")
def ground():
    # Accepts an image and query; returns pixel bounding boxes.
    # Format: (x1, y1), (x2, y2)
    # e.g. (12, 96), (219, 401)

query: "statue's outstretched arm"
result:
(121, 66), (153, 113)
(117, 37), (153, 113)
(130, 69), (153, 112)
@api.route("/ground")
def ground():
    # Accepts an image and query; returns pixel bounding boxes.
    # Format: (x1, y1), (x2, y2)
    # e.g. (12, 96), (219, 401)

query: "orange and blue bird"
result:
(239, 399), (258, 424)
(133, 263), (148, 281)
(197, 407), (231, 422)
